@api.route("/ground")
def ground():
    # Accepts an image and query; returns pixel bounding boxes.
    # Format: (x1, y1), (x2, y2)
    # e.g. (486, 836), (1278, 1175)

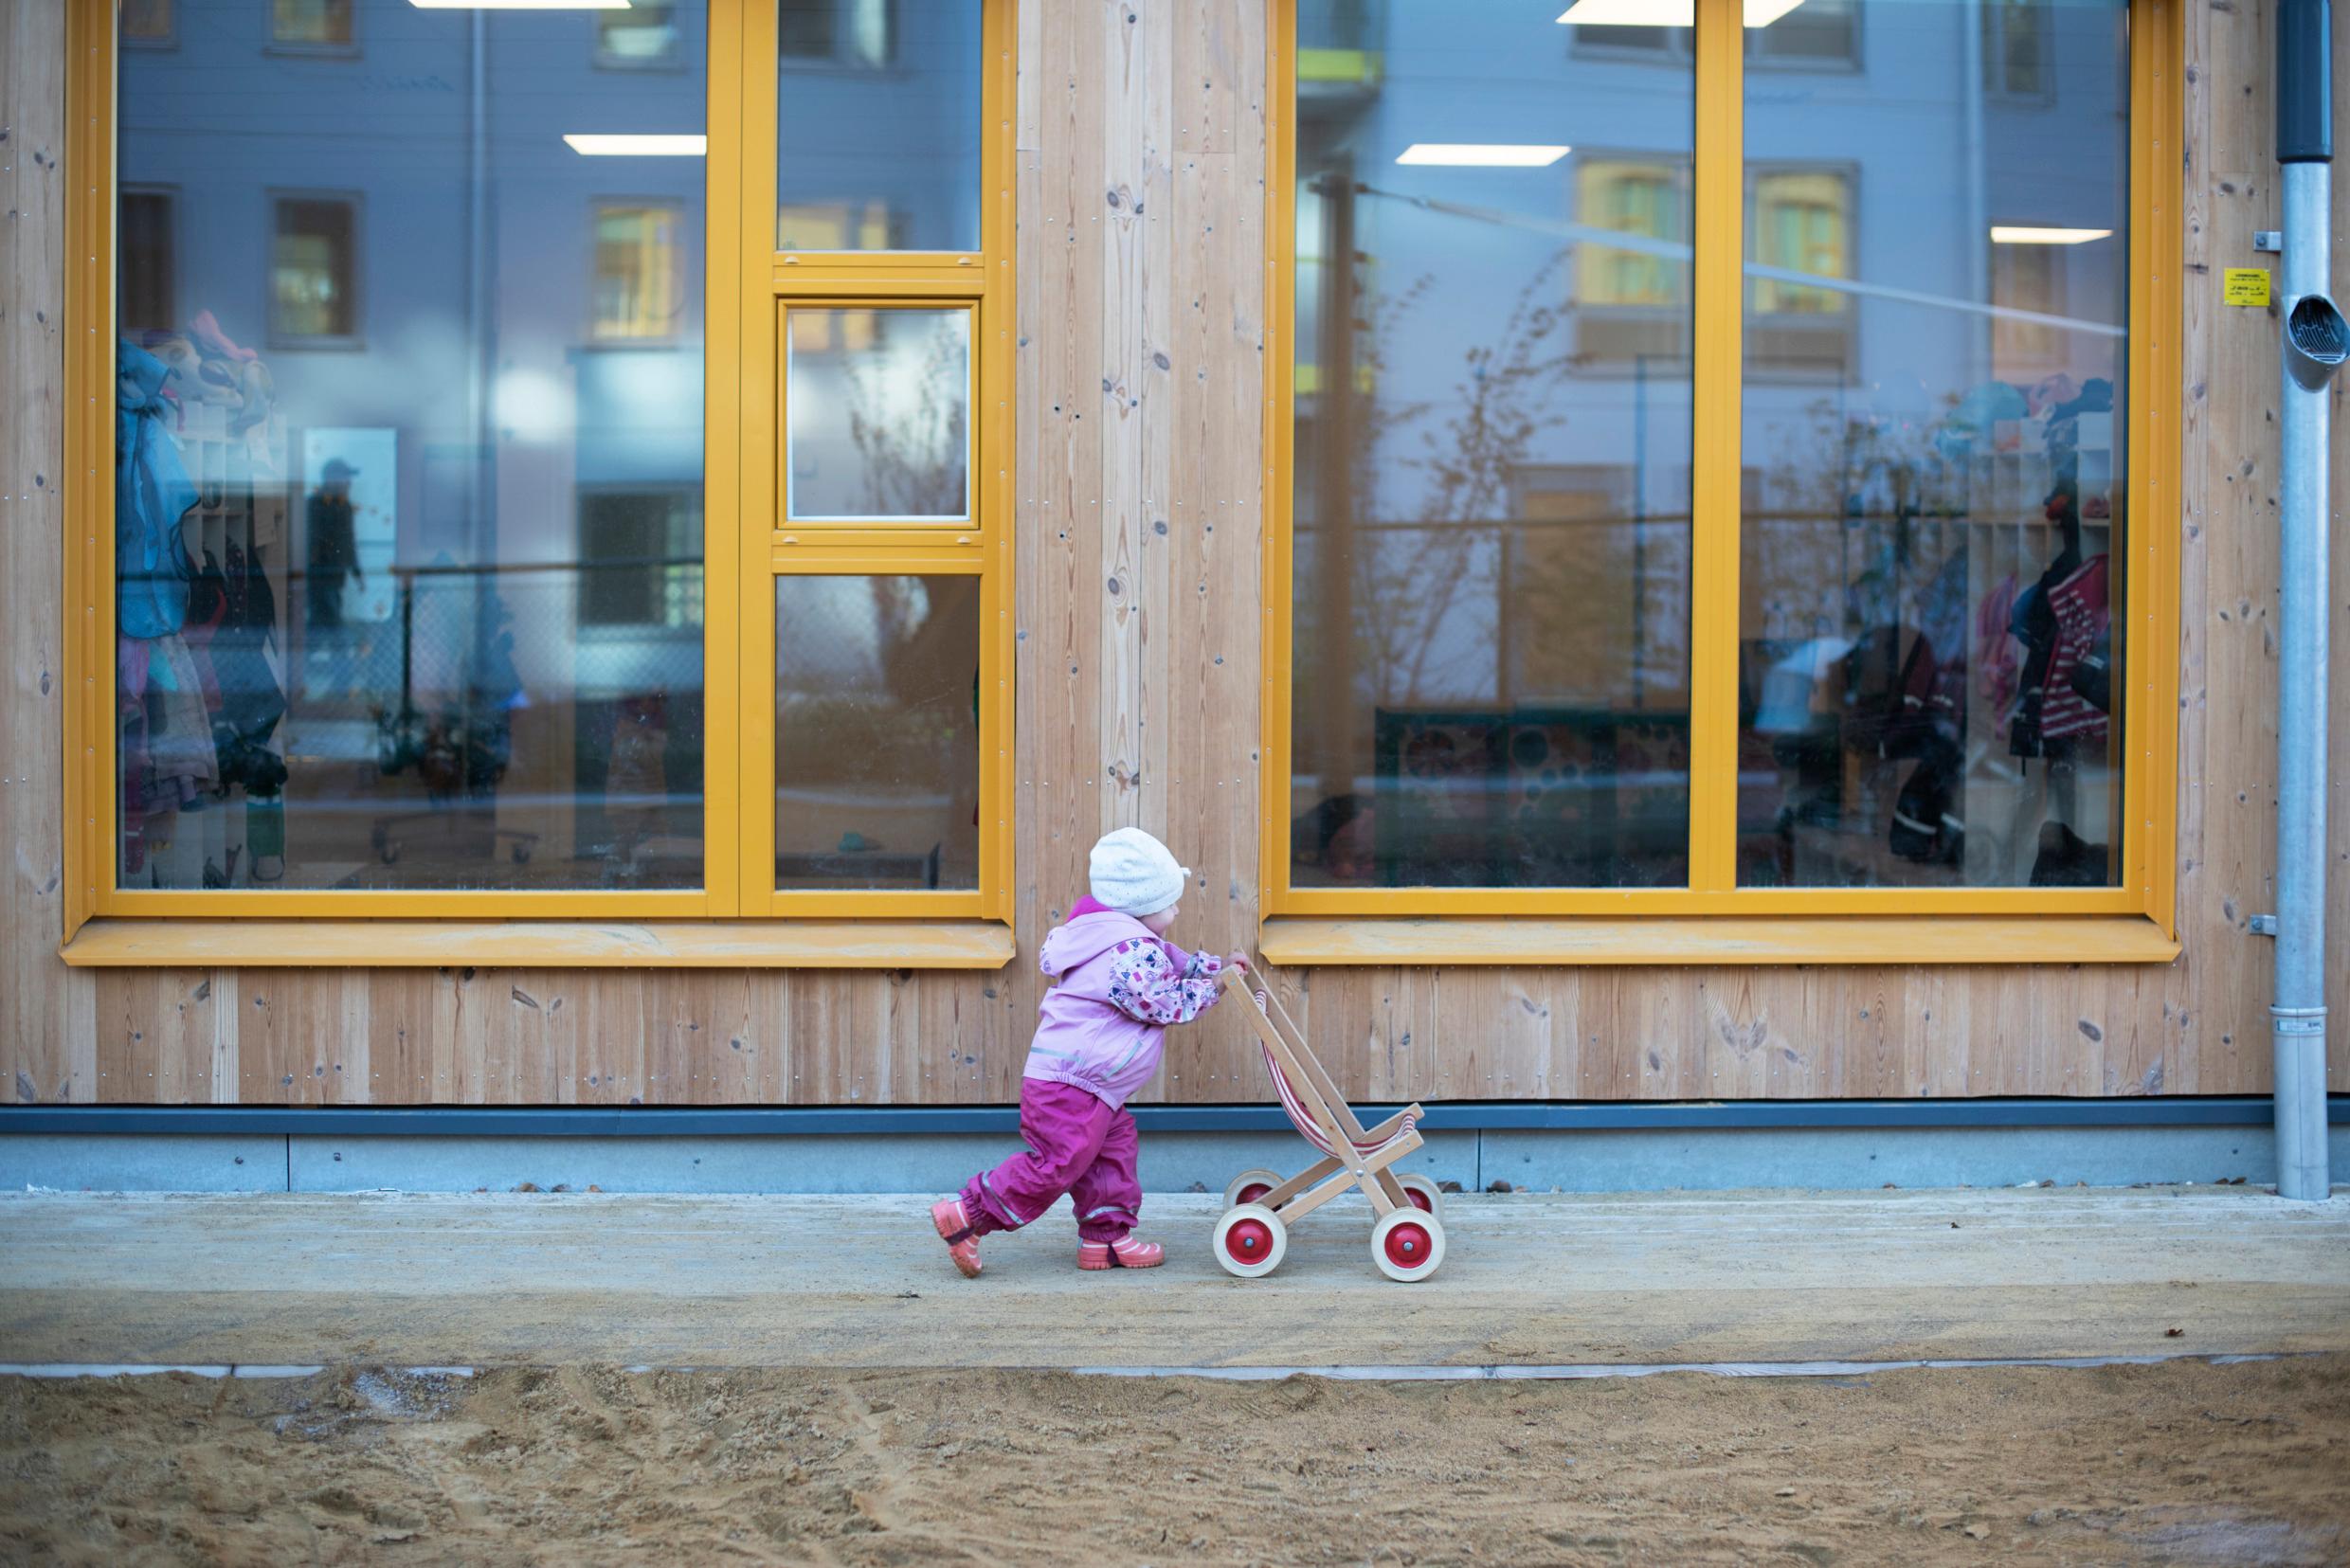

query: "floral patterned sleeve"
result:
(1105, 940), (1224, 1025)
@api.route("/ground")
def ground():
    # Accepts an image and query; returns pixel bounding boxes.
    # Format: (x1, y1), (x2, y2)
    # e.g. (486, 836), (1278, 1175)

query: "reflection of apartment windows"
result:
(1747, 168), (1853, 376)
(777, 200), (901, 253)
(271, 0), (353, 49)
(778, 0), (892, 67)
(580, 491), (706, 630)
(270, 195), (360, 345)
(1748, 0), (1859, 64)
(122, 0), (176, 47)
(1565, 21), (1684, 57)
(1574, 158), (1691, 364)
(597, 0), (679, 66)
(1982, 0), (2052, 97)
(592, 204), (684, 343)
(119, 189), (176, 336)
(1990, 236), (2065, 375)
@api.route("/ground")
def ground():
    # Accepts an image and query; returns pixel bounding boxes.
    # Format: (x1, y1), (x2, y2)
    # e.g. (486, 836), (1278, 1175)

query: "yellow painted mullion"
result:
(701, 0), (745, 916)
(773, 253), (989, 276)
(1274, 884), (2145, 918)
(752, 6), (1018, 920)
(1688, 0), (1744, 893)
(1261, 3), (1299, 916)
(2128, 0), (2184, 935)
(65, 0), (117, 932)
(737, 0), (782, 918)
(770, 270), (994, 299)
(981, 0), (1019, 922)
(106, 888), (718, 919)
(768, 890), (994, 918)
(768, 549), (985, 574)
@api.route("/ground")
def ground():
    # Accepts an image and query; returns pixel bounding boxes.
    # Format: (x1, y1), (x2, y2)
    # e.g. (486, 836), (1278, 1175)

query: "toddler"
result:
(930, 827), (1242, 1274)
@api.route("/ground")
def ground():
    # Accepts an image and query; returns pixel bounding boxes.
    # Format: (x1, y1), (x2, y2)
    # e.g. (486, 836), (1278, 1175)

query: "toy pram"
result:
(1211, 966), (1448, 1282)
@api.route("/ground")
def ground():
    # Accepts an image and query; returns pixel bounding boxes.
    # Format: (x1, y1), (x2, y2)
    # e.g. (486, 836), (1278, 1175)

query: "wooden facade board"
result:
(2, 0), (2344, 1108)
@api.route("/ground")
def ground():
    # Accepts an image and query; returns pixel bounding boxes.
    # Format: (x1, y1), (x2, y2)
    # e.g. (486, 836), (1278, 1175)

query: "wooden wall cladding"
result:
(2, 0), (2344, 1107)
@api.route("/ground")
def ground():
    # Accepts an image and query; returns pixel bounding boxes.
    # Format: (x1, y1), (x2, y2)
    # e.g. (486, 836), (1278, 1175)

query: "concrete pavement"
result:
(1, 1185), (2344, 1370)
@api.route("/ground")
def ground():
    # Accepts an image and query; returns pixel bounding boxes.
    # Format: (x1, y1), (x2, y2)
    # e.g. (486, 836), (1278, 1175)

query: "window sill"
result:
(1257, 915), (2180, 967)
(61, 919), (1016, 971)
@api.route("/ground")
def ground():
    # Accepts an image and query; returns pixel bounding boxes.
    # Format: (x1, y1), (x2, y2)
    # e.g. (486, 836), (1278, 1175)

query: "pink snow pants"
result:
(959, 1078), (1142, 1244)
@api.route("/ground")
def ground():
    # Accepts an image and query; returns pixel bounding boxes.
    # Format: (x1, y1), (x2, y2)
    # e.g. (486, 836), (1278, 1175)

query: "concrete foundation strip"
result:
(0, 1354), (2287, 1382)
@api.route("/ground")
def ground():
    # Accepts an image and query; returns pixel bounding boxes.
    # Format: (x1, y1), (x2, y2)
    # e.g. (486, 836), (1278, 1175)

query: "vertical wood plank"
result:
(1, 0), (77, 1106)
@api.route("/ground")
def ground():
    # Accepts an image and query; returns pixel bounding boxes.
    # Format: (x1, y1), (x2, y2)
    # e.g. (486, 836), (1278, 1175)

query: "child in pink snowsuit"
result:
(931, 827), (1241, 1274)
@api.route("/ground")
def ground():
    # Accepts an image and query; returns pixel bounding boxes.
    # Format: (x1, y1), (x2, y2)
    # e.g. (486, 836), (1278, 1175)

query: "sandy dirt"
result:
(3, 1356), (2345, 1566)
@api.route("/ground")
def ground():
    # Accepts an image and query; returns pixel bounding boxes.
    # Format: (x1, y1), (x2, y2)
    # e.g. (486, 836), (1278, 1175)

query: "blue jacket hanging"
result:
(117, 340), (198, 640)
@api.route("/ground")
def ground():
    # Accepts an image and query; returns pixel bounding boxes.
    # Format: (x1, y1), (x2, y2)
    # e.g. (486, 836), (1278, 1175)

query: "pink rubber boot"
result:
(1077, 1235), (1164, 1271)
(931, 1197), (984, 1278)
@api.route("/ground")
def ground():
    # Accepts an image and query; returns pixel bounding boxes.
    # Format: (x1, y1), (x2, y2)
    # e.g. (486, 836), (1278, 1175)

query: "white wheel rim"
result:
(1222, 1168), (1284, 1211)
(1214, 1202), (1287, 1278)
(1372, 1208), (1445, 1283)
(1396, 1173), (1445, 1221)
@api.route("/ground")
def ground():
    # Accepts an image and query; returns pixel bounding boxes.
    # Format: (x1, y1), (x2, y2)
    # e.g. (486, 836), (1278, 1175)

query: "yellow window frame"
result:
(59, 0), (1019, 937)
(1257, 0), (2182, 933)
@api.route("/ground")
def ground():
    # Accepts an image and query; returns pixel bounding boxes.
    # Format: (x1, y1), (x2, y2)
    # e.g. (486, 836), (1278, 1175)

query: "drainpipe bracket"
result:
(2249, 913), (2280, 936)
(2269, 1006), (2327, 1036)
(2256, 230), (2285, 252)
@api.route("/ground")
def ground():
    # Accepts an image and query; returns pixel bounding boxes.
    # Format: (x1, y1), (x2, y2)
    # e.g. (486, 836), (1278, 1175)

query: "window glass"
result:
(592, 204), (684, 342)
(785, 307), (971, 521)
(114, 0), (709, 892)
(1736, 0), (2129, 889)
(1292, 2), (1696, 891)
(271, 0), (352, 47)
(774, 575), (981, 891)
(270, 197), (359, 343)
(775, 0), (982, 251)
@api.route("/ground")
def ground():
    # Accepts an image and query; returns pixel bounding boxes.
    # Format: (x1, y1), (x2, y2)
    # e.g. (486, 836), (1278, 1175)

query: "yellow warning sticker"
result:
(2224, 268), (2272, 307)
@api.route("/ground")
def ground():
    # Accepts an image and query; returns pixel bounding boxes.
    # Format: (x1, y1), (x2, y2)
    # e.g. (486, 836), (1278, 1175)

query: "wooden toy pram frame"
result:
(1211, 966), (1448, 1282)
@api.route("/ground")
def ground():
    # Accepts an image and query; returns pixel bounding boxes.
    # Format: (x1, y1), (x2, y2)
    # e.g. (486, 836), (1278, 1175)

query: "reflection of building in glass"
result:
(116, 0), (714, 892)
(773, 0), (980, 251)
(1291, 0), (2130, 894)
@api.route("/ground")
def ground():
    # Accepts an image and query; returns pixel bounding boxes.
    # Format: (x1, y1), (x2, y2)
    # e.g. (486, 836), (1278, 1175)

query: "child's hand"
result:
(1226, 951), (1250, 973)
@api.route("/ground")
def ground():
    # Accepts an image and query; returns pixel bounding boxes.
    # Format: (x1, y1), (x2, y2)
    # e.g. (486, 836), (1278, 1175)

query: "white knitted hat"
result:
(1089, 827), (1189, 917)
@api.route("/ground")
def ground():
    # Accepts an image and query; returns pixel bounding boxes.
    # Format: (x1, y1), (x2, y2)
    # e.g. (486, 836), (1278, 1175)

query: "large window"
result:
(742, 0), (1012, 918)
(88, 0), (1015, 921)
(1738, 0), (2131, 892)
(1289, 2), (1696, 893)
(1275, 0), (2175, 920)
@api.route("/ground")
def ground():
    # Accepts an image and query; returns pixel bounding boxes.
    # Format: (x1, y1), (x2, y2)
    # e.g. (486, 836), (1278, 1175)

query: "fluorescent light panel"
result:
(1990, 225), (2112, 245)
(564, 134), (707, 156)
(1555, 0), (1808, 27)
(1398, 143), (1571, 168)
(413, 1), (629, 9)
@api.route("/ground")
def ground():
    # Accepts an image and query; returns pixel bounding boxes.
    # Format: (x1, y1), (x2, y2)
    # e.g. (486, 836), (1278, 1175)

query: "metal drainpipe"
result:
(2270, 0), (2345, 1200)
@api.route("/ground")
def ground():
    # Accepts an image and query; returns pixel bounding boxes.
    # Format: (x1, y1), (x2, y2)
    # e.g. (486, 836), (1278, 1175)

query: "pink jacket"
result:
(1024, 898), (1226, 1110)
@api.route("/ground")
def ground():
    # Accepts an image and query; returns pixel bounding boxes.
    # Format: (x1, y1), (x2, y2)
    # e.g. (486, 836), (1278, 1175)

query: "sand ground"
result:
(5, 1186), (2346, 1564)
(4, 1356), (2347, 1566)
